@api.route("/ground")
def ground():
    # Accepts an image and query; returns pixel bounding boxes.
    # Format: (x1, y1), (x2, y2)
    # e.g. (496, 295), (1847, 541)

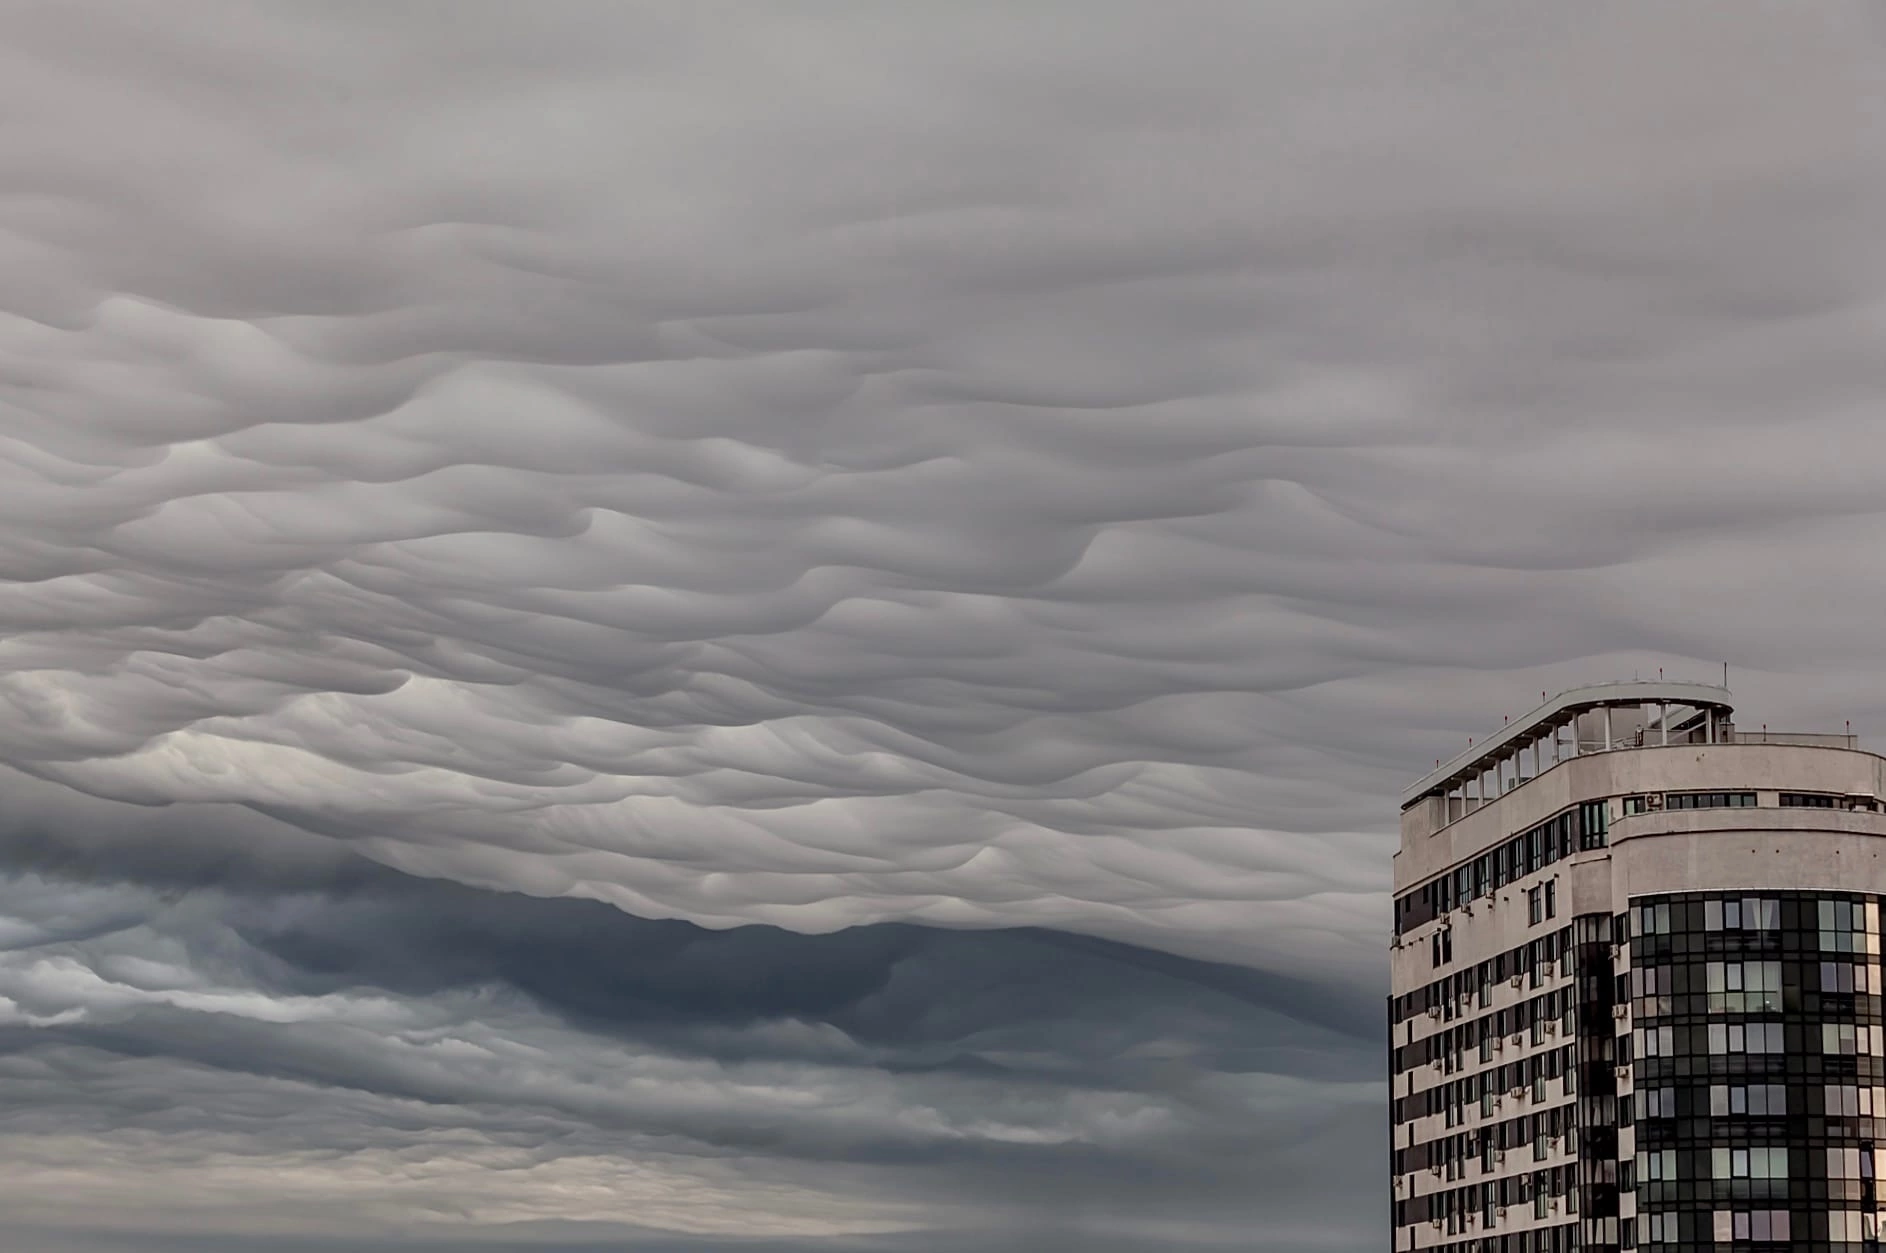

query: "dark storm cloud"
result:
(0, 0), (1883, 1246)
(0, 868), (1377, 1249)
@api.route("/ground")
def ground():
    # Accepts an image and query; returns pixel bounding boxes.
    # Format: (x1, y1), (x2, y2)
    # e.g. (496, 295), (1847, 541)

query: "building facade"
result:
(1390, 681), (1886, 1252)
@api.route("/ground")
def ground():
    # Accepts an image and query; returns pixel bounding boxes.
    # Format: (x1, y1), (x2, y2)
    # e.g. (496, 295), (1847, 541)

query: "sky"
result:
(0, 2), (1883, 1249)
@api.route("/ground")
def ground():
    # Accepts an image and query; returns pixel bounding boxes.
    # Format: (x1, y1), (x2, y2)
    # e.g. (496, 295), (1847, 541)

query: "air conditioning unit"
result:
(1510, 1032), (1524, 1046)
(1510, 975), (1524, 988)
(1496, 1205), (1508, 1218)
(1545, 1021), (1557, 1035)
(1496, 1151), (1507, 1165)
(1463, 902), (1475, 916)
(1430, 1165), (1443, 1177)
(1510, 1085), (1526, 1100)
(1615, 1065), (1631, 1080)
(1612, 1004), (1629, 1018)
(1429, 1007), (1443, 1019)
(1644, 794), (1663, 810)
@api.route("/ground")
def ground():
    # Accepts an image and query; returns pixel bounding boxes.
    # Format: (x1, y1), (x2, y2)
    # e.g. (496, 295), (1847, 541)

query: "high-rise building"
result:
(1389, 680), (1885, 1252)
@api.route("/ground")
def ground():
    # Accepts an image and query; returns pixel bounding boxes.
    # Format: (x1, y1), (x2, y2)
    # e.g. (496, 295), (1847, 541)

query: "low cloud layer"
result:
(0, 866), (1377, 1250)
(0, 1), (1883, 1246)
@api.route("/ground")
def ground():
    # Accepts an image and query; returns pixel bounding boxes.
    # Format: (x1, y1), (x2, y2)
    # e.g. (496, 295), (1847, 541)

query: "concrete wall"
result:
(1395, 742), (1886, 896)
(1611, 808), (1886, 900)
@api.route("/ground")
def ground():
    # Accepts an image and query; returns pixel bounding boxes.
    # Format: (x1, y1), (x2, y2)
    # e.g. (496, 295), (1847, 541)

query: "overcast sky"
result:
(0, 2), (1883, 1250)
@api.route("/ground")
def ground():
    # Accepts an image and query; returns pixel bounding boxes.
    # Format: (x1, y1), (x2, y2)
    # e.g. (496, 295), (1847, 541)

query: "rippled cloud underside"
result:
(1, 1), (1884, 1248)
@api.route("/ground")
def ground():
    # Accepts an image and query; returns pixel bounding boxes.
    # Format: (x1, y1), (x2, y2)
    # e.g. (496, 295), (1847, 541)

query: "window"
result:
(1635, 963), (1674, 1016)
(1829, 1211), (1882, 1242)
(1704, 960), (1782, 1012)
(1637, 1025), (1674, 1057)
(1639, 1086), (1676, 1118)
(1528, 886), (1543, 925)
(1711, 1146), (1788, 1179)
(1708, 1021), (1785, 1054)
(1544, 879), (1556, 920)
(1664, 790), (1756, 809)
(1824, 1021), (1876, 1055)
(1822, 960), (1874, 992)
(1824, 1085), (1877, 1116)
(1828, 1145), (1880, 1179)
(1641, 1212), (1679, 1244)
(1709, 1084), (1786, 1116)
(1818, 897), (1875, 952)
(1704, 896), (1779, 931)
(1578, 800), (1607, 849)
(1713, 1211), (1791, 1241)
(1637, 1149), (1676, 1182)
(1780, 791), (1837, 808)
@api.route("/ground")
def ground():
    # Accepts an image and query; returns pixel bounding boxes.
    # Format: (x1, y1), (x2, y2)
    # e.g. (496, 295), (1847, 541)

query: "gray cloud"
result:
(0, 1), (1882, 980)
(0, 0), (1883, 1245)
(0, 868), (1377, 1249)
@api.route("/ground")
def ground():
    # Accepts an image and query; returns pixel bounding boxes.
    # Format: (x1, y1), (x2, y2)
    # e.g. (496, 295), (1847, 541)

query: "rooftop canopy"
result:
(1400, 680), (1735, 811)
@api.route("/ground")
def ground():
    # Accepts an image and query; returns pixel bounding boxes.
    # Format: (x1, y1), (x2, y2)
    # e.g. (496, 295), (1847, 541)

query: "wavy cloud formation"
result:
(1, 2), (1879, 984)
